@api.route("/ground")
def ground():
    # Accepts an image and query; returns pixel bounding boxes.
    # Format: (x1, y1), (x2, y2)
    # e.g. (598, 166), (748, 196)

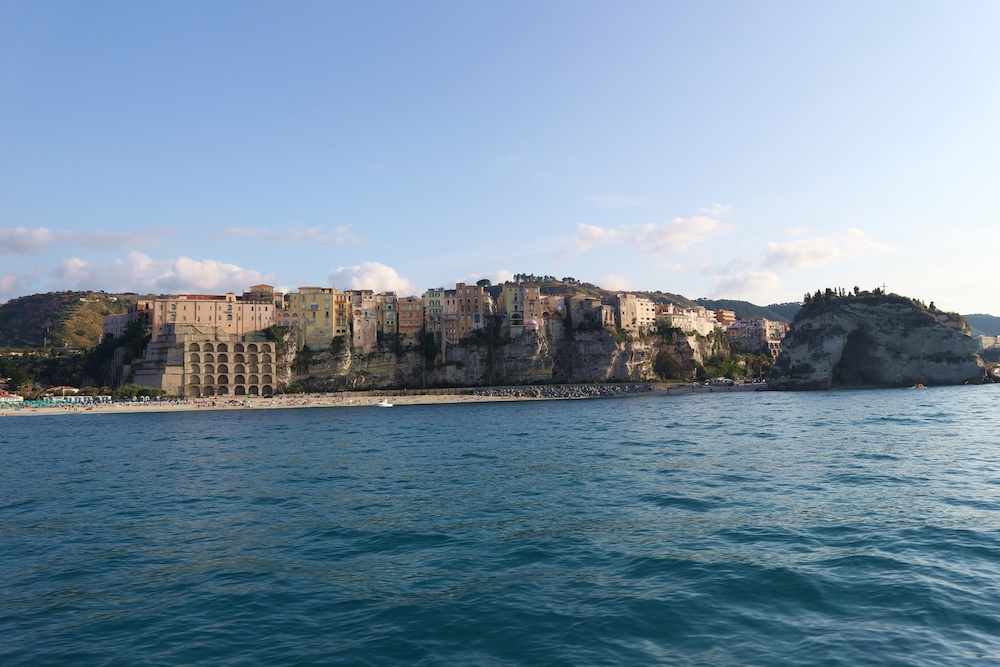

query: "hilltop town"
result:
(89, 278), (788, 398)
(2, 277), (998, 402)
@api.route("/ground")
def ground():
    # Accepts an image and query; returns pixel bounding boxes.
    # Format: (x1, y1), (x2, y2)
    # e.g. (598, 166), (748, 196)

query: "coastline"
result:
(0, 383), (765, 418)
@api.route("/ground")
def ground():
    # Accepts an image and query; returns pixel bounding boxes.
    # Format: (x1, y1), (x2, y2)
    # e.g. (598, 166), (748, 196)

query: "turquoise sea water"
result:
(2, 385), (1000, 666)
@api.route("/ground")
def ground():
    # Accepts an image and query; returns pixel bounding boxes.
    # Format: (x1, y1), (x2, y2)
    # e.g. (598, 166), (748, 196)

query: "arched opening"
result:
(249, 375), (260, 385)
(187, 386), (200, 397)
(218, 375), (229, 385)
(217, 343), (228, 352)
(217, 364), (229, 374)
(190, 364), (201, 374)
(217, 353), (228, 363)
(203, 386), (216, 396)
(234, 353), (245, 363)
(247, 343), (258, 352)
(235, 364), (246, 373)
(217, 386), (229, 396)
(249, 386), (260, 396)
(204, 353), (215, 363)
(189, 376), (201, 385)
(205, 375), (215, 385)
(261, 364), (272, 373)
(261, 385), (273, 396)
(234, 343), (245, 352)
(189, 353), (200, 362)
(235, 374), (246, 384)
(203, 343), (214, 352)
(262, 375), (272, 384)
(235, 385), (246, 396)
(189, 343), (201, 352)
(204, 364), (215, 374)
(262, 353), (272, 362)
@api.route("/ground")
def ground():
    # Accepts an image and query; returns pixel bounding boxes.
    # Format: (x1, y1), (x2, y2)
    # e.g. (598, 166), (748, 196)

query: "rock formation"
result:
(769, 295), (985, 390)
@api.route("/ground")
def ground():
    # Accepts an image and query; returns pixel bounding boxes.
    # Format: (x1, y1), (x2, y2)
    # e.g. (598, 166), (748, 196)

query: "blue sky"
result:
(2, 1), (999, 314)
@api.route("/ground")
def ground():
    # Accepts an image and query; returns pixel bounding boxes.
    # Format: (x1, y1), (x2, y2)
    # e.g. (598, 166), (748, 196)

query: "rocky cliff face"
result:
(289, 323), (726, 390)
(769, 296), (985, 390)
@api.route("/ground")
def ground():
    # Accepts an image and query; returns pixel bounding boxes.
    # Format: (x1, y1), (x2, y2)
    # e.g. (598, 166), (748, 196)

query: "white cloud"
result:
(52, 252), (274, 294)
(651, 261), (683, 273)
(588, 192), (644, 209)
(559, 223), (619, 258)
(764, 228), (893, 271)
(224, 225), (362, 245)
(0, 227), (57, 254)
(601, 274), (634, 291)
(630, 214), (723, 253)
(329, 262), (418, 295)
(700, 202), (731, 217)
(710, 269), (783, 298)
(0, 226), (167, 254)
(0, 274), (23, 302)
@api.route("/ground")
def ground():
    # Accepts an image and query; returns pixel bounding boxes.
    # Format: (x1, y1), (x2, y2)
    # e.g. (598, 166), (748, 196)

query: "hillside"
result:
(964, 314), (1000, 337)
(0, 292), (137, 349)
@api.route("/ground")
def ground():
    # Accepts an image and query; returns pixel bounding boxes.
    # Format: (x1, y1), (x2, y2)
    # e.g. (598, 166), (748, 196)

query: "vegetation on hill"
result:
(0, 291), (138, 349)
(765, 302), (802, 322)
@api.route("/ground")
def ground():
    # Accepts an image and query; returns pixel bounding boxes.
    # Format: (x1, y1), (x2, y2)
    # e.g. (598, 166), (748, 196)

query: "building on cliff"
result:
(726, 317), (789, 358)
(398, 296), (424, 337)
(106, 285), (277, 343)
(655, 303), (720, 337)
(497, 283), (542, 336)
(455, 282), (492, 340)
(609, 293), (657, 333)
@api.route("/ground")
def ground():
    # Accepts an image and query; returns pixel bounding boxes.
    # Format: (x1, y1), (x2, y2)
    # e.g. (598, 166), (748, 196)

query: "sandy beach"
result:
(0, 383), (766, 418)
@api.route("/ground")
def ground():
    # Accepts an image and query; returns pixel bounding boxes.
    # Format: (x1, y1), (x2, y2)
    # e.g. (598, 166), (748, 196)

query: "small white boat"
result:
(374, 398), (393, 407)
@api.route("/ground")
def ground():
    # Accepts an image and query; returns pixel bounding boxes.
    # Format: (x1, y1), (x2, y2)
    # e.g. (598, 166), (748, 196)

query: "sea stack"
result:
(769, 293), (985, 390)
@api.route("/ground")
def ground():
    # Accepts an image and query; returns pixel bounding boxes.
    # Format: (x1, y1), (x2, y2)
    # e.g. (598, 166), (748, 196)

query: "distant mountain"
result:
(696, 299), (792, 323)
(964, 314), (1000, 336)
(0, 292), (137, 349)
(765, 302), (802, 322)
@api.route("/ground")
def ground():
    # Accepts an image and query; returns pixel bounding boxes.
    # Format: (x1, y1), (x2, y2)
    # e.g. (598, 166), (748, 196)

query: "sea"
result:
(2, 385), (1000, 666)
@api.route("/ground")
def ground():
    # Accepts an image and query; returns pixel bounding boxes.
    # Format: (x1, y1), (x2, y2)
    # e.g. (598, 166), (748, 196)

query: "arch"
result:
(205, 375), (215, 385)
(189, 352), (201, 362)
(216, 353), (229, 363)
(217, 375), (229, 385)
(203, 386), (216, 396)
(217, 364), (229, 374)
(235, 375), (246, 384)
(248, 354), (260, 364)
(234, 343), (245, 352)
(235, 385), (246, 396)
(234, 353), (246, 363)
(261, 364), (272, 373)
(261, 385), (273, 396)
(510, 313), (524, 325)
(203, 343), (215, 352)
(204, 353), (215, 363)
(249, 364), (260, 374)
(262, 375), (273, 384)
(217, 386), (229, 396)
(235, 364), (246, 373)
(249, 374), (260, 385)
(190, 364), (201, 374)
(204, 364), (215, 374)
(189, 343), (201, 352)
(261, 353), (273, 362)
(247, 343), (259, 352)
(187, 386), (200, 397)
(216, 343), (228, 352)
(249, 386), (261, 396)
(189, 375), (201, 385)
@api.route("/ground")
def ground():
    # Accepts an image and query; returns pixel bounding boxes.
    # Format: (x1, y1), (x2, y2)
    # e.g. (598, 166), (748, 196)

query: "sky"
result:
(2, 1), (999, 314)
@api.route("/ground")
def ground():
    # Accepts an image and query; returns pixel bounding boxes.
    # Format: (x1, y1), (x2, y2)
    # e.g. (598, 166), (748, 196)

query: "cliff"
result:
(769, 295), (985, 390)
(288, 322), (727, 391)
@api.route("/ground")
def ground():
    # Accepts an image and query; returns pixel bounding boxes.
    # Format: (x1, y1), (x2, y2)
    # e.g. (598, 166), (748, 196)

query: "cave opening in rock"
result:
(832, 328), (885, 387)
